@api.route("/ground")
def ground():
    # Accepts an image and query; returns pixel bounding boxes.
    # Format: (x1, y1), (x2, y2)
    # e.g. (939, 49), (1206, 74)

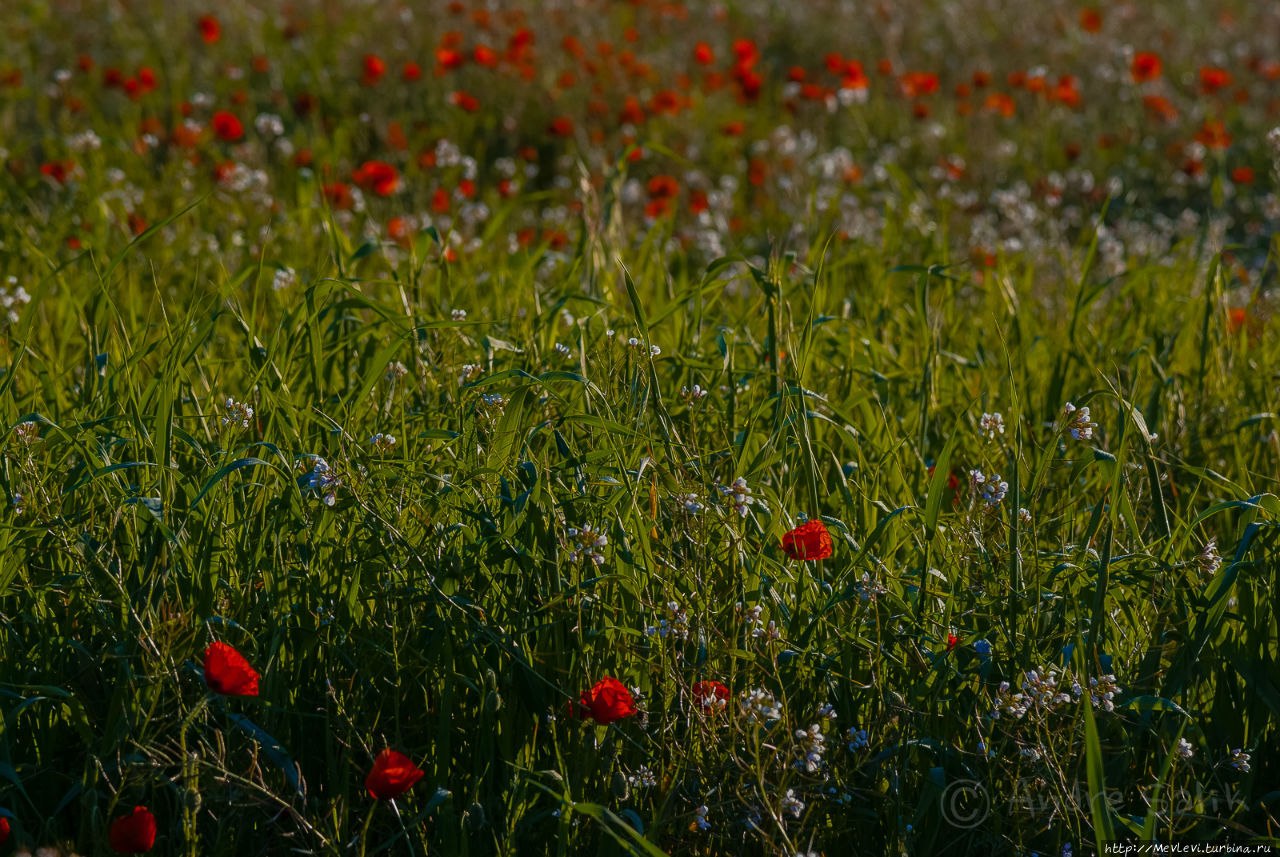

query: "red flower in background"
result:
(1200, 66), (1233, 94)
(547, 116), (574, 137)
(203, 642), (259, 696)
(1231, 165), (1254, 184)
(41, 160), (75, 184)
(1131, 51), (1162, 83)
(572, 676), (637, 724)
(900, 71), (939, 98)
(781, 520), (833, 561)
(693, 41), (714, 66)
(1079, 7), (1102, 32)
(353, 160), (400, 196)
(323, 182), (354, 210)
(984, 92), (1016, 117)
(210, 111), (243, 142)
(402, 61), (422, 82)
(361, 54), (386, 85)
(197, 14), (221, 44)
(109, 806), (156, 853)
(365, 750), (424, 800)
(1195, 118), (1232, 150)
(387, 216), (412, 246)
(946, 634), (960, 652)
(1227, 306), (1263, 342)
(1051, 75), (1082, 108)
(0, 816), (9, 846)
(692, 680), (730, 712)
(451, 90), (480, 112)
(436, 47), (465, 71)
(689, 188), (709, 214)
(1142, 94), (1178, 123)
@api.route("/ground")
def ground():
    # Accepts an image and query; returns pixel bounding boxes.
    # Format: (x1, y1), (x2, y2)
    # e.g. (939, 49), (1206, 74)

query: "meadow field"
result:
(0, 0), (1278, 854)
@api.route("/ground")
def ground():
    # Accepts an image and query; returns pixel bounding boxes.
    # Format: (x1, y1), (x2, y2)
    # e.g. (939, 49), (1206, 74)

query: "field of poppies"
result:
(1, 0), (1279, 855)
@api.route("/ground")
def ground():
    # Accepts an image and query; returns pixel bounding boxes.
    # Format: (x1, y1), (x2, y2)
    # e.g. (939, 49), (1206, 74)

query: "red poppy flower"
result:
(736, 68), (763, 101)
(1051, 75), (1082, 108)
(693, 41), (714, 66)
(1079, 7), (1102, 32)
(450, 90), (480, 112)
(1131, 52), (1162, 83)
(402, 61), (422, 82)
(172, 123), (201, 148)
(1200, 66), (1233, 94)
(572, 676), (637, 724)
(109, 806), (156, 854)
(691, 680), (729, 712)
(946, 634), (960, 652)
(436, 47), (464, 71)
(352, 160), (400, 196)
(0, 816), (9, 846)
(473, 44), (498, 67)
(647, 175), (679, 199)
(361, 54), (386, 85)
(387, 216), (412, 246)
(213, 161), (237, 184)
(203, 642), (259, 696)
(386, 121), (408, 152)
(619, 96), (645, 125)
(547, 116), (574, 137)
(40, 160), (75, 184)
(1142, 94), (1178, 123)
(197, 14), (221, 44)
(983, 92), (1016, 117)
(365, 749), (424, 800)
(1195, 118), (1232, 150)
(1231, 165), (1255, 184)
(780, 520), (833, 561)
(900, 71), (939, 98)
(210, 111), (243, 142)
(509, 27), (534, 57)
(323, 182), (354, 210)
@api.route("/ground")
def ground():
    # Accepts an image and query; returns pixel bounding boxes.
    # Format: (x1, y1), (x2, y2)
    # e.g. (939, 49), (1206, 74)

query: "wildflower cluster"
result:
(739, 687), (783, 723)
(718, 477), (760, 518)
(298, 457), (341, 507)
(645, 601), (690, 640)
(1062, 402), (1097, 441)
(970, 469), (1009, 506)
(1087, 674), (1122, 712)
(566, 524), (607, 566)
(221, 397), (254, 429)
(979, 411), (1005, 439)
